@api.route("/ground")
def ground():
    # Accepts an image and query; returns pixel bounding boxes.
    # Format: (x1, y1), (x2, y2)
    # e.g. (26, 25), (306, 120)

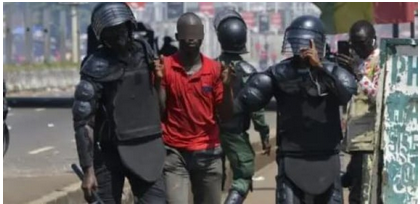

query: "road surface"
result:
(3, 107), (278, 204)
(3, 108), (79, 204)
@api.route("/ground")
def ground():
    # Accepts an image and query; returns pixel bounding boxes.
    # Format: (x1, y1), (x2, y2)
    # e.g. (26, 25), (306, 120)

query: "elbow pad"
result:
(72, 80), (97, 126)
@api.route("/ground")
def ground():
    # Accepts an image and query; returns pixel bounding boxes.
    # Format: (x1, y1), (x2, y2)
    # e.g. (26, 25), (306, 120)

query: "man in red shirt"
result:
(155, 12), (234, 204)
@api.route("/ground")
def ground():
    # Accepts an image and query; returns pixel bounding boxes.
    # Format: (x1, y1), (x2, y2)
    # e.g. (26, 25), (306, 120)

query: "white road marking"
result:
(35, 108), (46, 112)
(71, 139), (75, 143)
(252, 176), (265, 181)
(28, 146), (55, 155)
(7, 113), (14, 117)
(48, 123), (55, 128)
(7, 125), (12, 130)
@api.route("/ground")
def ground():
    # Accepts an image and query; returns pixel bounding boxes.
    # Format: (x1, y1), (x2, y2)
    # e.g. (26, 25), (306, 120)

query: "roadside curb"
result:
(7, 97), (74, 108)
(26, 181), (133, 204)
(27, 137), (276, 204)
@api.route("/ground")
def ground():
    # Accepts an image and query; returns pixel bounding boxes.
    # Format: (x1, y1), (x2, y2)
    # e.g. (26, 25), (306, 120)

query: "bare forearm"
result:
(218, 84), (234, 122)
(156, 82), (167, 119)
(74, 124), (94, 171)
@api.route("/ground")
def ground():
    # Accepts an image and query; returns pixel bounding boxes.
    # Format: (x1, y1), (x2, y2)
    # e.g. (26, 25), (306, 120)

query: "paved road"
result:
(3, 106), (278, 204)
(4, 108), (77, 177)
(4, 108), (79, 204)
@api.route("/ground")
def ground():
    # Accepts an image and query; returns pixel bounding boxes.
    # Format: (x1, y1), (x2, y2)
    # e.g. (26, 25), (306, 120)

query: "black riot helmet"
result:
(214, 9), (248, 54)
(282, 15), (326, 58)
(91, 2), (137, 41)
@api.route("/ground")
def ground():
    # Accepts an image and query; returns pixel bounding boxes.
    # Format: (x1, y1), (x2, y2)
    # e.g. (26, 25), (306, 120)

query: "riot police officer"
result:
(213, 9), (271, 204)
(233, 15), (357, 203)
(72, 3), (165, 203)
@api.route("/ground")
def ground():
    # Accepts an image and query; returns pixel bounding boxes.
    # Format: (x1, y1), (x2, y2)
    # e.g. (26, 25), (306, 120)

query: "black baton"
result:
(71, 164), (104, 204)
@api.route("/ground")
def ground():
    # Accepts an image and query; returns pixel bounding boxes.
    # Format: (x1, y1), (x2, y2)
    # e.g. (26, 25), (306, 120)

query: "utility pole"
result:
(59, 8), (67, 62)
(24, 3), (33, 63)
(183, 2), (187, 13)
(58, 2), (83, 63)
(43, 5), (51, 63)
(71, 4), (79, 63)
(5, 4), (13, 64)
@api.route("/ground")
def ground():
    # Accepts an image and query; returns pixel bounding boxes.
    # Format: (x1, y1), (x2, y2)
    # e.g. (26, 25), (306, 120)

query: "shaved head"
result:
(176, 12), (204, 40)
(350, 20), (376, 41)
(349, 20), (376, 59)
(177, 12), (202, 27)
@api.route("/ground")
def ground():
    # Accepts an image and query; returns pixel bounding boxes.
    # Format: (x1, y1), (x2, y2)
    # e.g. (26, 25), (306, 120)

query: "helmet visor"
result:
(282, 29), (326, 58)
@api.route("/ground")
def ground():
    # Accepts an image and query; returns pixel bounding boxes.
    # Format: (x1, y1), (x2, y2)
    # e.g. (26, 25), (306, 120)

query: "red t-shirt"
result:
(161, 53), (223, 151)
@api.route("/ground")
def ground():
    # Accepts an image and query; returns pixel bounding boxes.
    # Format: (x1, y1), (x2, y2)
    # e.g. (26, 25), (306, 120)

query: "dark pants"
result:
(343, 152), (364, 204)
(94, 145), (166, 204)
(276, 158), (343, 204)
(164, 146), (223, 204)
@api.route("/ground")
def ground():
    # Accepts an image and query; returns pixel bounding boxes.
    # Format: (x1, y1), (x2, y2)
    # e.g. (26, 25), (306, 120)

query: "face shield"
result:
(281, 28), (326, 58)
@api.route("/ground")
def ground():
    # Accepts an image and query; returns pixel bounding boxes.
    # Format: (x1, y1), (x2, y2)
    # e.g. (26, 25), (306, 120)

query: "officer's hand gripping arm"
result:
(72, 78), (101, 172)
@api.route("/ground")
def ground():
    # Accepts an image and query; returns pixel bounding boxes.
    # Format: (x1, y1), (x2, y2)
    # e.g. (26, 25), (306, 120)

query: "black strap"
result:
(136, 39), (157, 71)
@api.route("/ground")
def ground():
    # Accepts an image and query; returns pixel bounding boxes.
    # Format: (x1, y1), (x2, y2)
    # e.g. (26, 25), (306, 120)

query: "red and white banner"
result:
(240, 11), (256, 28)
(199, 2), (215, 16)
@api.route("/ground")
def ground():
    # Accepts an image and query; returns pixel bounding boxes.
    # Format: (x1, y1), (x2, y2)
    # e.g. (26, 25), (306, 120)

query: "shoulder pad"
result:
(270, 59), (296, 82)
(80, 49), (124, 82)
(248, 73), (272, 90)
(237, 72), (273, 113)
(321, 61), (337, 74)
(234, 60), (257, 76)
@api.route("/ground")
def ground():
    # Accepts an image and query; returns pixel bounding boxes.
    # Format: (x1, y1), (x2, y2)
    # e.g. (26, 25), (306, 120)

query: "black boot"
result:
(224, 190), (245, 204)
